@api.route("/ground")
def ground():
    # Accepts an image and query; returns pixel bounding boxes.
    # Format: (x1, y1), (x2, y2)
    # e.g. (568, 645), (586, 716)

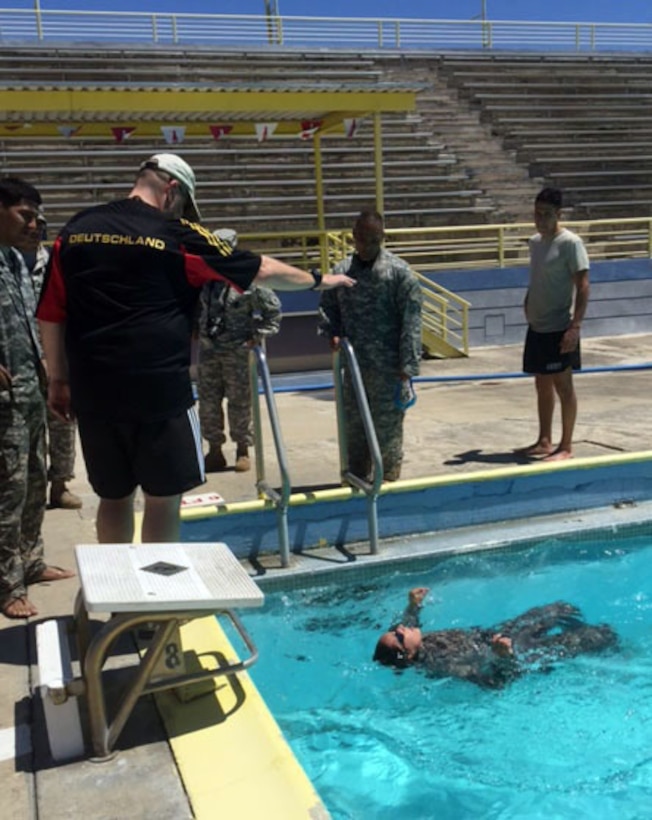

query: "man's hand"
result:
(408, 587), (429, 608)
(560, 325), (580, 354)
(48, 378), (73, 422)
(0, 365), (12, 392)
(317, 273), (356, 290)
(329, 335), (341, 352)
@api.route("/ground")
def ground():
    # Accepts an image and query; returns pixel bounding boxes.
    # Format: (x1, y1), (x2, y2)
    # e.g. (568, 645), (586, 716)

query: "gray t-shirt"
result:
(527, 228), (589, 333)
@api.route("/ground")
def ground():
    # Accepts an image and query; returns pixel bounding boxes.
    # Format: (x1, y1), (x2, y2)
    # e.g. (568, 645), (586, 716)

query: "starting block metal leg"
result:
(84, 614), (180, 760)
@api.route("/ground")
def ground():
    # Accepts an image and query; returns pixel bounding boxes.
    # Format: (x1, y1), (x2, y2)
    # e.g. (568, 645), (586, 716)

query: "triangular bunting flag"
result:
(111, 126), (135, 143)
(343, 118), (358, 139)
(300, 119), (322, 140)
(161, 126), (186, 145)
(210, 124), (233, 140)
(255, 122), (277, 142)
(58, 125), (80, 138)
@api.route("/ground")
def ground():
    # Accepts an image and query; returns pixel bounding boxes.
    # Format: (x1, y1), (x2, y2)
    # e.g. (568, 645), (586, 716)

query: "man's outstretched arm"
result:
(254, 256), (355, 292)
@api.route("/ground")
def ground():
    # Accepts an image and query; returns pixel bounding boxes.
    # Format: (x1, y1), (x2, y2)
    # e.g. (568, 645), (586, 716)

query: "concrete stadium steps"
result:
(426, 52), (652, 221)
(7, 46), (652, 230)
(0, 45), (384, 83)
(0, 44), (502, 232)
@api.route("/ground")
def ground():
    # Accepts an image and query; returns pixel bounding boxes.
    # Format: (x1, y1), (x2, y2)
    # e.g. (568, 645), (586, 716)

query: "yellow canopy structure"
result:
(0, 80), (420, 242)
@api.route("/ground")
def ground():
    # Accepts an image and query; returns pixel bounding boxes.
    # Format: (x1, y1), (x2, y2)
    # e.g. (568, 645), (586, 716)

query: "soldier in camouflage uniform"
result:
(318, 209), (422, 481)
(0, 178), (73, 619)
(199, 229), (282, 473)
(373, 588), (618, 688)
(16, 213), (82, 509)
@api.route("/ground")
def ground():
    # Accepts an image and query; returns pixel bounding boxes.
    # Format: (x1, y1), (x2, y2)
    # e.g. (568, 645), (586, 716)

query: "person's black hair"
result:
(355, 207), (384, 232)
(0, 177), (41, 209)
(535, 187), (563, 209)
(372, 632), (411, 669)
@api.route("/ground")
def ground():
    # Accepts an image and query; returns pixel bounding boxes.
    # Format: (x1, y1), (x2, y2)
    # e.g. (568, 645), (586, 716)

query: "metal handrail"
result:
(6, 9), (652, 53)
(333, 338), (382, 555)
(416, 271), (470, 356)
(249, 344), (292, 567)
(237, 216), (652, 277)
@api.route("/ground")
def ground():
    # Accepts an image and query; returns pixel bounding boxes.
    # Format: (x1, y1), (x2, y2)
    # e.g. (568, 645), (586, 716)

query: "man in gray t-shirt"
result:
(521, 187), (590, 461)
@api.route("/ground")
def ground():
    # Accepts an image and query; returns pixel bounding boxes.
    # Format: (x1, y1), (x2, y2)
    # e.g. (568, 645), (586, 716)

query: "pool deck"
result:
(4, 333), (652, 819)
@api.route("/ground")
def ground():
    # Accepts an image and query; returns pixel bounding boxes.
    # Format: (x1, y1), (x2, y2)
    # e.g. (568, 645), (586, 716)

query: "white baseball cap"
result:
(140, 153), (201, 221)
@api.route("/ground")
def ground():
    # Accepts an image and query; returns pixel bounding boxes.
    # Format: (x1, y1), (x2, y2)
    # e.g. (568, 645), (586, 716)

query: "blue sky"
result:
(23, 1), (652, 23)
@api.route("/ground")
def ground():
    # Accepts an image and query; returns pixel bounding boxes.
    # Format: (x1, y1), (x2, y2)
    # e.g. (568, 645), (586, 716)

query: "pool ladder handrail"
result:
(249, 344), (292, 567)
(333, 337), (382, 554)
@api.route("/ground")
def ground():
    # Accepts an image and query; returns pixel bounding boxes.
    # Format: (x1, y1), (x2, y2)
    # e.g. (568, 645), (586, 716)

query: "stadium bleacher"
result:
(3, 46), (652, 230)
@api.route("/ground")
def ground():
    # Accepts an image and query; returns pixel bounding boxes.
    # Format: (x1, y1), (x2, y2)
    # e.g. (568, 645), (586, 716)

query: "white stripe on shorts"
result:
(187, 406), (205, 483)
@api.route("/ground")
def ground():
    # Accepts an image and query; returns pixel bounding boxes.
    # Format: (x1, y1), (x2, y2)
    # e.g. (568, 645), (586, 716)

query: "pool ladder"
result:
(333, 338), (382, 555)
(250, 344), (292, 566)
(249, 338), (382, 566)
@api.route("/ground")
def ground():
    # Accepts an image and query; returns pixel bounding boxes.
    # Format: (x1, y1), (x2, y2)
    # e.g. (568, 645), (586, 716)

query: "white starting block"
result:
(71, 542), (264, 760)
(36, 619), (84, 762)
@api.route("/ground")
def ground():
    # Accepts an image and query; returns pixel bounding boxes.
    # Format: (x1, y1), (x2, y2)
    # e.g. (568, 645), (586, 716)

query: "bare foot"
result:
(31, 565), (76, 583)
(518, 441), (554, 457)
(2, 596), (38, 619)
(542, 448), (574, 462)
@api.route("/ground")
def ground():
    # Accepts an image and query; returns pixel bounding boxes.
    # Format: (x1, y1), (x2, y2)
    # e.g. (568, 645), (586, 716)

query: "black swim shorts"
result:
(77, 407), (205, 498)
(523, 327), (581, 375)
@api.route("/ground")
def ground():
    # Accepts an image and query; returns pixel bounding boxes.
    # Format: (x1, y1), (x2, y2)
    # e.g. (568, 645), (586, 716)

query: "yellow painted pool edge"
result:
(153, 615), (330, 820)
(181, 449), (652, 521)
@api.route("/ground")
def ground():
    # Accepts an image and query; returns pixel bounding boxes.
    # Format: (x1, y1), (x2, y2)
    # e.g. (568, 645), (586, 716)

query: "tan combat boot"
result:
(50, 480), (83, 510)
(234, 445), (250, 472)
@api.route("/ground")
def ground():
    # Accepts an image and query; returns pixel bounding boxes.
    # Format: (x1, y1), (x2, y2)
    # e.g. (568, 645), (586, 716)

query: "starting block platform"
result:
(37, 542), (263, 761)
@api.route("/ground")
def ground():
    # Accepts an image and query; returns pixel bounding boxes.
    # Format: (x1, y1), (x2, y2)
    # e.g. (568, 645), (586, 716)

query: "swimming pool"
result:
(241, 528), (652, 819)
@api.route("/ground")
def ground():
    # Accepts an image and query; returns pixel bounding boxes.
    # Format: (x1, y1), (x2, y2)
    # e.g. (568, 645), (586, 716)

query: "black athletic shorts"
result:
(77, 407), (205, 499)
(523, 327), (581, 375)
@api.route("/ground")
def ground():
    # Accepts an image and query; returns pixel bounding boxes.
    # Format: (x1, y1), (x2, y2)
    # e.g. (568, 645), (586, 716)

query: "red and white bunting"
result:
(255, 122), (277, 142)
(57, 125), (80, 138)
(210, 124), (233, 140)
(300, 119), (322, 140)
(161, 126), (186, 145)
(111, 126), (135, 143)
(343, 118), (358, 139)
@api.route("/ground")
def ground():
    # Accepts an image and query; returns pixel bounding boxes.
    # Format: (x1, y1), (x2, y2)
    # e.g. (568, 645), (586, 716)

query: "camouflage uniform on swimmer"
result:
(319, 209), (422, 481)
(198, 228), (281, 473)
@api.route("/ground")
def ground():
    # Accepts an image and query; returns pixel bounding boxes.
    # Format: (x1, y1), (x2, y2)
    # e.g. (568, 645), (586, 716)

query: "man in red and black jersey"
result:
(37, 153), (354, 544)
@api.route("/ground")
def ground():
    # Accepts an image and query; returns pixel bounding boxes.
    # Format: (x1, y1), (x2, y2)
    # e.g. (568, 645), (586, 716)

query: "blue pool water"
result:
(242, 532), (652, 819)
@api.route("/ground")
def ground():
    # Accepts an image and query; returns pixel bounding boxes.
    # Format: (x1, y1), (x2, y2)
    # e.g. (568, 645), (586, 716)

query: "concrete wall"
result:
(426, 258), (652, 347)
(180, 453), (652, 559)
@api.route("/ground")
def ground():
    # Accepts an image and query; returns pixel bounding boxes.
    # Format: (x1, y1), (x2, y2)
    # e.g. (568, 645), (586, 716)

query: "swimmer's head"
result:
(373, 624), (422, 668)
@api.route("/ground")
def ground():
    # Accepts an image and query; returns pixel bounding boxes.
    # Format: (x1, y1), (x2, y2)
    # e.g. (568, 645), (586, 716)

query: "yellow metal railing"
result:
(416, 272), (470, 358)
(240, 216), (652, 275)
(4, 9), (652, 52)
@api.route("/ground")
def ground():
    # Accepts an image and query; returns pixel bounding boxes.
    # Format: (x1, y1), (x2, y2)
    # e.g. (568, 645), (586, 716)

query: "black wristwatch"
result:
(309, 268), (323, 290)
